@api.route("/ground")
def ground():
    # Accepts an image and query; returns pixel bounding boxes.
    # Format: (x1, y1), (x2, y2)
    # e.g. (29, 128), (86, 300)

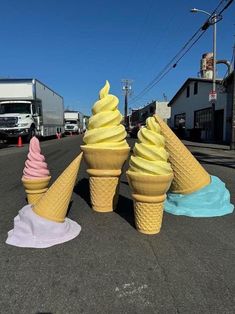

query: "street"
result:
(0, 135), (235, 314)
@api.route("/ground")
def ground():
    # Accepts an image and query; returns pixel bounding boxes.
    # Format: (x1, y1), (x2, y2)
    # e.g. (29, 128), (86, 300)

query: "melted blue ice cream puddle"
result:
(164, 176), (234, 217)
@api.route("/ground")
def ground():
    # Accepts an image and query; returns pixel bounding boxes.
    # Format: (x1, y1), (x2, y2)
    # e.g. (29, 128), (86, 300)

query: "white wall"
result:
(170, 80), (227, 140)
(155, 101), (171, 119)
(0, 82), (33, 99)
(35, 80), (64, 126)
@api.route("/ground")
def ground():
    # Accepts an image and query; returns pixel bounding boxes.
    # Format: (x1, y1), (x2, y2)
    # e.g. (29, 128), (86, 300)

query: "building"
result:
(223, 71), (235, 148)
(168, 51), (234, 145)
(129, 101), (170, 127)
(168, 77), (230, 142)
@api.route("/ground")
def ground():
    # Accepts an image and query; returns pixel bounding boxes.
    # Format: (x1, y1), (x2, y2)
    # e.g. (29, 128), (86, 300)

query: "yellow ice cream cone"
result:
(33, 153), (83, 222)
(127, 171), (173, 234)
(81, 146), (130, 212)
(154, 114), (210, 194)
(22, 176), (51, 206)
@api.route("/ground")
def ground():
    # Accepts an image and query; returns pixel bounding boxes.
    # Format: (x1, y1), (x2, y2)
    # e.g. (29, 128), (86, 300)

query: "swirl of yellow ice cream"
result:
(129, 117), (173, 175)
(83, 81), (128, 148)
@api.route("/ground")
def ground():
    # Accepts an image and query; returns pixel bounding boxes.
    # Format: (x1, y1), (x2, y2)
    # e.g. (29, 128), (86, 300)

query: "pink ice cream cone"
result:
(22, 136), (51, 205)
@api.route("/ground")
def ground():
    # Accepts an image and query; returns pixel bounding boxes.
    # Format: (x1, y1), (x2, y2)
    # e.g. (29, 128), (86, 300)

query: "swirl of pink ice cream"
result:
(23, 137), (50, 179)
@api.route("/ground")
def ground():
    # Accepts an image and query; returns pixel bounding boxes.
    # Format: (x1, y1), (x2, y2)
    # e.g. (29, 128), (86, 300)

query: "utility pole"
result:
(121, 79), (133, 127)
(230, 44), (235, 150)
(191, 8), (222, 141)
(211, 13), (217, 141)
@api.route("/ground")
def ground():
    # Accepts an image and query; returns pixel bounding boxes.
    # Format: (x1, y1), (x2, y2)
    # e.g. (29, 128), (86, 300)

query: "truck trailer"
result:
(64, 111), (84, 134)
(0, 79), (64, 141)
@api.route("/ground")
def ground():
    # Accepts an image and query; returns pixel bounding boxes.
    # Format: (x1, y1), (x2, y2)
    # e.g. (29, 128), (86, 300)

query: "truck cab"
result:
(0, 79), (64, 141)
(64, 111), (81, 134)
(0, 100), (37, 141)
(65, 119), (80, 134)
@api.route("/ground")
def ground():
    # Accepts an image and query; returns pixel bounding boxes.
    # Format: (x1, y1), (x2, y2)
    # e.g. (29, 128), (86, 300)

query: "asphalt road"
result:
(0, 135), (235, 314)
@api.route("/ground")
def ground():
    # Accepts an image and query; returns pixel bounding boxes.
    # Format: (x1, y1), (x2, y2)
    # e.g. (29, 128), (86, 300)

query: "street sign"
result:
(209, 91), (217, 102)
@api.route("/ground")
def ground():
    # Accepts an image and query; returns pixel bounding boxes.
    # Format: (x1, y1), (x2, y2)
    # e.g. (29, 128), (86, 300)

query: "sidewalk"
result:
(183, 140), (235, 170)
(182, 140), (231, 150)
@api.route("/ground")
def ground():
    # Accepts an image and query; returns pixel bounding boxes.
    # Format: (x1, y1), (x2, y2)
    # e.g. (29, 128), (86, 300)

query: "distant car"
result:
(128, 124), (142, 138)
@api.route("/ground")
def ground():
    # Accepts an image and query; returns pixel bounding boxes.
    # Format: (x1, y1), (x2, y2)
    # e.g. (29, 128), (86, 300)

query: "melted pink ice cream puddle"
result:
(23, 137), (50, 179)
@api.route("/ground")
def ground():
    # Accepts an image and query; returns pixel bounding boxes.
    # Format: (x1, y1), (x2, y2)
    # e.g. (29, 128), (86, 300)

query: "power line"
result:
(131, 0), (228, 103)
(127, 6), (177, 77)
(217, 0), (234, 15)
(129, 27), (205, 104)
(124, 0), (155, 74)
(129, 0), (233, 106)
(222, 40), (235, 81)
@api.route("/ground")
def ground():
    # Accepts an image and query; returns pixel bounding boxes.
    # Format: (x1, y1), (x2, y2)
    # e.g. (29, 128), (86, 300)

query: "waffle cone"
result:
(127, 171), (173, 234)
(134, 201), (164, 234)
(22, 176), (51, 206)
(89, 176), (119, 212)
(33, 153), (83, 222)
(81, 146), (130, 212)
(154, 115), (210, 194)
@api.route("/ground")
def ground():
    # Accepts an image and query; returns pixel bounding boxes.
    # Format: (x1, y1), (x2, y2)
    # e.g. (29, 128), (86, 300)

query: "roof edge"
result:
(168, 77), (223, 106)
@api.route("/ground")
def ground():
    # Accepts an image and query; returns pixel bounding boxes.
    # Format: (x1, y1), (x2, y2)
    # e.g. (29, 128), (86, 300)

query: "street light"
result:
(190, 8), (217, 94)
(190, 7), (219, 141)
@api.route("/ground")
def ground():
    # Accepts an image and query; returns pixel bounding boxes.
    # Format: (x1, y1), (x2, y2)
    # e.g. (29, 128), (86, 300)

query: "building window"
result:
(174, 113), (186, 128)
(194, 82), (198, 95)
(32, 104), (36, 114)
(194, 107), (212, 129)
(186, 86), (190, 98)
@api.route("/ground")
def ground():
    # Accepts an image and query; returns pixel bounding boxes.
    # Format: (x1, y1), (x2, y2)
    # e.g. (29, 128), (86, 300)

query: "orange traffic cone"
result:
(17, 136), (23, 147)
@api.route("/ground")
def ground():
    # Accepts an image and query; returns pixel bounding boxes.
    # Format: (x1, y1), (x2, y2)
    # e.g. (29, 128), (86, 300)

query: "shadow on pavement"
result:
(74, 178), (91, 207)
(120, 180), (129, 186)
(74, 178), (135, 228)
(66, 200), (74, 216)
(192, 151), (235, 169)
(115, 194), (135, 228)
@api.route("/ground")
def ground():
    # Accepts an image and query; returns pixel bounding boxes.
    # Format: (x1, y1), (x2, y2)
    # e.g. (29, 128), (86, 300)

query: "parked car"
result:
(128, 123), (143, 138)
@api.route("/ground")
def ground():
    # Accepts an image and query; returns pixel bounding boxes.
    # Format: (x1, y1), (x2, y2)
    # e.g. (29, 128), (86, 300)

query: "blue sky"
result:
(0, 0), (234, 115)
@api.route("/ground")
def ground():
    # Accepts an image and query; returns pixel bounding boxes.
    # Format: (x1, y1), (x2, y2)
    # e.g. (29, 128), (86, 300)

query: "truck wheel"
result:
(26, 126), (36, 142)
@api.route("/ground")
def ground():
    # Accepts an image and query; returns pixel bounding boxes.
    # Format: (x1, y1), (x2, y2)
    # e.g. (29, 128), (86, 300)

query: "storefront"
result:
(168, 77), (230, 143)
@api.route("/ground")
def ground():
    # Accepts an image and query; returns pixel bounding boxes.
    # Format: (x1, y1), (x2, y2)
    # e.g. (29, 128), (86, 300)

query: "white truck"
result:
(82, 116), (88, 133)
(0, 79), (64, 141)
(64, 111), (84, 134)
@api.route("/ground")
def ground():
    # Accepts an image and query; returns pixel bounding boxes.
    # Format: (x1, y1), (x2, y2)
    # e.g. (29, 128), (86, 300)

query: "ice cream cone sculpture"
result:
(127, 172), (173, 234)
(33, 153), (83, 222)
(154, 115), (211, 194)
(81, 146), (129, 212)
(22, 136), (51, 205)
(81, 81), (130, 212)
(127, 117), (173, 234)
(22, 177), (51, 205)
(6, 153), (83, 248)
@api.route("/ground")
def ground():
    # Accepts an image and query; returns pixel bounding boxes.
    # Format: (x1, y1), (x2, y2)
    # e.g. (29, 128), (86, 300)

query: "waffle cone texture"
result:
(81, 146), (130, 212)
(134, 201), (164, 234)
(154, 115), (210, 194)
(89, 176), (119, 212)
(127, 171), (173, 234)
(22, 176), (51, 206)
(33, 153), (83, 222)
